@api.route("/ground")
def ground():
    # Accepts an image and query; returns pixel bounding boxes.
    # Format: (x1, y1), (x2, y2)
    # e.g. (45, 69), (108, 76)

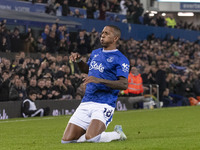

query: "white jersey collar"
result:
(102, 49), (119, 53)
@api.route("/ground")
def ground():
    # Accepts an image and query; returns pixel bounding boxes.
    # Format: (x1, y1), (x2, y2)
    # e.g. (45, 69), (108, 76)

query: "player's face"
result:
(100, 26), (116, 48)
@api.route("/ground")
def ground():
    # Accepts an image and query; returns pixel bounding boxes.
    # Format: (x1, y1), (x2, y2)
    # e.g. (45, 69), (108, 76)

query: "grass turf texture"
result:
(1, 106), (200, 150)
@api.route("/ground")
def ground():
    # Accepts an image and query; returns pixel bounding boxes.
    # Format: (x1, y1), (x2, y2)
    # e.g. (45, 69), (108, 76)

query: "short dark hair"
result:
(106, 25), (121, 38)
(29, 90), (37, 96)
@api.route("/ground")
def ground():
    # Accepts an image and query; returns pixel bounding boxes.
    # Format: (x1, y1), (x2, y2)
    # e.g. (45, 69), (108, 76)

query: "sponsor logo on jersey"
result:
(122, 63), (129, 72)
(89, 60), (104, 73)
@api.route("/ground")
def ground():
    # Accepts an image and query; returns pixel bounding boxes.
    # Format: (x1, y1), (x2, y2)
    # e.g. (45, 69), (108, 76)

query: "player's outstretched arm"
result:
(69, 52), (89, 74)
(83, 76), (128, 90)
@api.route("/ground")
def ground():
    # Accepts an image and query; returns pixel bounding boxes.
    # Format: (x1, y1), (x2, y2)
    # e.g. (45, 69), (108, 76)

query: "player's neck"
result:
(103, 46), (117, 51)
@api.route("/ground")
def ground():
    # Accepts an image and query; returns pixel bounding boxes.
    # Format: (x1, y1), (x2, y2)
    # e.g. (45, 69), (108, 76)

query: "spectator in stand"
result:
(18, 51), (25, 64)
(57, 27), (67, 54)
(149, 18), (157, 26)
(174, 74), (191, 98)
(120, 0), (128, 15)
(109, 0), (120, 13)
(55, 67), (65, 79)
(56, 54), (64, 66)
(41, 25), (50, 43)
(165, 73), (177, 94)
(21, 28), (35, 53)
(143, 12), (151, 25)
(150, 63), (167, 101)
(132, 1), (141, 24)
(45, 0), (60, 15)
(62, 0), (71, 16)
(165, 15), (176, 28)
(126, 0), (141, 24)
(55, 25), (64, 43)
(156, 13), (165, 27)
(58, 39), (67, 54)
(98, 3), (106, 20)
(1, 58), (11, 72)
(0, 20), (11, 52)
(9, 74), (20, 88)
(52, 77), (67, 99)
(10, 27), (22, 52)
(46, 31), (58, 53)
(64, 77), (75, 99)
(37, 78), (47, 100)
(11, 55), (20, 73)
(138, 3), (144, 18)
(76, 30), (90, 56)
(193, 74), (200, 99)
(141, 65), (152, 85)
(0, 36), (10, 52)
(47, 61), (56, 76)
(45, 77), (53, 99)
(26, 63), (37, 80)
(85, 1), (96, 19)
(36, 36), (46, 53)
(9, 78), (27, 101)
(37, 60), (53, 79)
(73, 8), (84, 18)
(27, 77), (38, 95)
(90, 29), (101, 50)
(0, 71), (11, 101)
(64, 60), (76, 76)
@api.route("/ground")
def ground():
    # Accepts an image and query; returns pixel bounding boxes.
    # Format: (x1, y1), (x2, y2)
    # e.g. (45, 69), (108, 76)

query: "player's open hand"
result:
(69, 52), (81, 62)
(83, 76), (102, 86)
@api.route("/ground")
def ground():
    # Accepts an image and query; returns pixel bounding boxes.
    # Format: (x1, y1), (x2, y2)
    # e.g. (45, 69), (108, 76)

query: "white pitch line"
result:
(0, 117), (56, 124)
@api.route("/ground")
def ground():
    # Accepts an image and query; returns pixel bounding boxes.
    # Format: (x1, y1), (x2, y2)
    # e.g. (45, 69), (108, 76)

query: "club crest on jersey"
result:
(94, 54), (99, 58)
(122, 63), (129, 72)
(89, 60), (104, 73)
(107, 57), (114, 62)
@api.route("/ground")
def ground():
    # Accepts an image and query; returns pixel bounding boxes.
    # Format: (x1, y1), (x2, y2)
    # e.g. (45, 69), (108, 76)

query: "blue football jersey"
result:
(81, 48), (130, 107)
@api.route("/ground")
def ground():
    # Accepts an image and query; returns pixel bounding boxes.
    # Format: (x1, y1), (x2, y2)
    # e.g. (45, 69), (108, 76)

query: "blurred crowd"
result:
(0, 20), (101, 102)
(0, 51), (88, 101)
(1, 11), (200, 107)
(119, 35), (200, 107)
(0, 19), (101, 54)
(142, 13), (200, 31)
(21, 0), (200, 31)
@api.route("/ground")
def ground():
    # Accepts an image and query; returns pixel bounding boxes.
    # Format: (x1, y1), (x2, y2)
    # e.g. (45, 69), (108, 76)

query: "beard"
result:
(100, 39), (110, 48)
(101, 42), (108, 48)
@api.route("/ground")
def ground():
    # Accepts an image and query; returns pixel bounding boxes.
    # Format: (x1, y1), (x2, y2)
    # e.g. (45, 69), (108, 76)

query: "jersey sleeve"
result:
(116, 56), (130, 79)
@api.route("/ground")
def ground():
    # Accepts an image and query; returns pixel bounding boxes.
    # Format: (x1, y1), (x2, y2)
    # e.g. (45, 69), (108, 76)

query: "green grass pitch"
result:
(1, 106), (200, 150)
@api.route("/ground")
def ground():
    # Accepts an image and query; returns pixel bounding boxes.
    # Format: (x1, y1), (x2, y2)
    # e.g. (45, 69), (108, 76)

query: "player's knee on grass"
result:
(85, 132), (101, 140)
(62, 133), (82, 142)
(61, 139), (77, 143)
(62, 137), (73, 142)
(85, 133), (93, 140)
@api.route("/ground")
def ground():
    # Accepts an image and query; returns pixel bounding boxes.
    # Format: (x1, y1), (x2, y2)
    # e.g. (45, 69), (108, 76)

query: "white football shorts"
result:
(68, 102), (115, 130)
